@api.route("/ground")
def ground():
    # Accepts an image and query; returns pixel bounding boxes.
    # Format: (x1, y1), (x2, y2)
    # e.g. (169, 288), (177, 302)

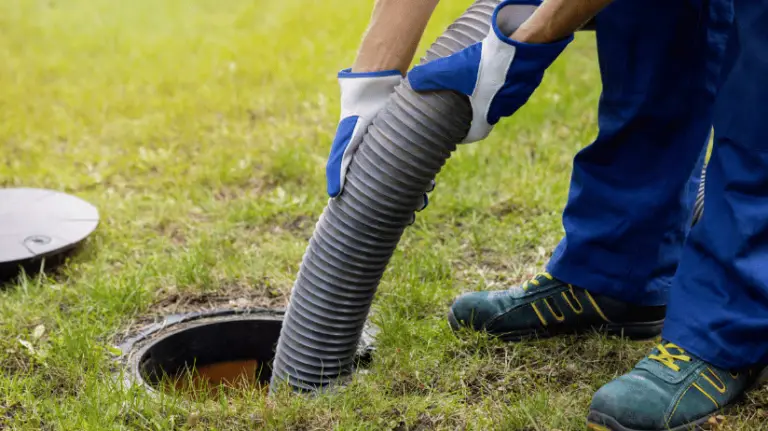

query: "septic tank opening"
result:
(119, 308), (377, 397)
(138, 317), (282, 395)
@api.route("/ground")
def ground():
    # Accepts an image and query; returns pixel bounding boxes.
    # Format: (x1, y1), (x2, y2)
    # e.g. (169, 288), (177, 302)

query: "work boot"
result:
(447, 272), (665, 341)
(587, 342), (768, 431)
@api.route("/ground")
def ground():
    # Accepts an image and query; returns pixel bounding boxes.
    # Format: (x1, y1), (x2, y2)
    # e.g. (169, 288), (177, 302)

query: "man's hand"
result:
(324, 0), (440, 221)
(326, 68), (400, 198)
(325, 68), (434, 216)
(407, 0), (573, 143)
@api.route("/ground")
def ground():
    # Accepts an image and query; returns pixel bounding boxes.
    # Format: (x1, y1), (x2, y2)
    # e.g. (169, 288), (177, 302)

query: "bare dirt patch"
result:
(150, 280), (285, 318)
(118, 278), (288, 342)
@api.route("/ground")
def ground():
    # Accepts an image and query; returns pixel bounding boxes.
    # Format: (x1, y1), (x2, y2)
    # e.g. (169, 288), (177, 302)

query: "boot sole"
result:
(447, 308), (663, 342)
(586, 410), (713, 431)
(585, 366), (768, 431)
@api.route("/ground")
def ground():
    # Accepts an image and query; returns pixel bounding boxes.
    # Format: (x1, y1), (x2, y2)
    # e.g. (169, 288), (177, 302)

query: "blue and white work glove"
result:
(407, 0), (573, 143)
(325, 68), (434, 217)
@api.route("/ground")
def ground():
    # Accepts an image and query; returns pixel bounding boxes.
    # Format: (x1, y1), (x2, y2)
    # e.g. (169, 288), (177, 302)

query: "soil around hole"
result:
(139, 281), (287, 326)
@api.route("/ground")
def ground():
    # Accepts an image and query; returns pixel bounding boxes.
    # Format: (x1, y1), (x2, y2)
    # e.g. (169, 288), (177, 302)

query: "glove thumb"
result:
(407, 43), (482, 96)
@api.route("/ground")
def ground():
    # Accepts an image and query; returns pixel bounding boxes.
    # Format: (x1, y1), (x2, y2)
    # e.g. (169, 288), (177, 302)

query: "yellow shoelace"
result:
(522, 272), (554, 291)
(649, 343), (692, 371)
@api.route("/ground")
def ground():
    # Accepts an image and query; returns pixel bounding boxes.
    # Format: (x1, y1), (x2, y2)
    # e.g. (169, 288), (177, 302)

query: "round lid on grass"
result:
(0, 188), (99, 282)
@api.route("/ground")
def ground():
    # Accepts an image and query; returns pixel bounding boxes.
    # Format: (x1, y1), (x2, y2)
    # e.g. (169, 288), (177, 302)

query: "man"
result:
(324, 0), (768, 429)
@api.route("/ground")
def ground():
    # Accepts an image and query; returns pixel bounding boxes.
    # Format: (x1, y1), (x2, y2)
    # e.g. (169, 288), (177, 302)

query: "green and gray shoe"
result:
(587, 342), (768, 431)
(447, 272), (665, 341)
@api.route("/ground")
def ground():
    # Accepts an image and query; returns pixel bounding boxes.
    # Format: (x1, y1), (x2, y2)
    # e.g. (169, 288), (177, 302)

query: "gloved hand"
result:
(325, 68), (434, 220)
(407, 0), (573, 143)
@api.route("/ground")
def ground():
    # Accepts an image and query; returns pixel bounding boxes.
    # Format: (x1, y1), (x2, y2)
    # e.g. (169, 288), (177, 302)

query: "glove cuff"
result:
(488, 0), (573, 63)
(492, 0), (541, 37)
(492, 1), (573, 45)
(337, 68), (401, 79)
(338, 68), (402, 120)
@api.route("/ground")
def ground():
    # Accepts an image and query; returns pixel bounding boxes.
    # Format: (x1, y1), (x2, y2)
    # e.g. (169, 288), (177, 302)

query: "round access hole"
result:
(140, 316), (280, 395)
(119, 309), (376, 397)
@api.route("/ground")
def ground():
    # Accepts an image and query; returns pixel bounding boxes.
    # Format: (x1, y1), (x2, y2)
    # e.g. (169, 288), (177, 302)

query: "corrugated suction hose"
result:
(268, 0), (605, 393)
(692, 163), (707, 225)
(269, 0), (500, 393)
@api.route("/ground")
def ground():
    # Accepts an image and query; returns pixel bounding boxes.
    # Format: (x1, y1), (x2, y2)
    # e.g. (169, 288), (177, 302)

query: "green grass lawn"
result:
(1, 0), (766, 429)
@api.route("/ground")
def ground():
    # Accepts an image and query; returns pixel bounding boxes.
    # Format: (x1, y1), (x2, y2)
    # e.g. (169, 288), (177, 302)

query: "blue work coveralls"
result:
(546, 0), (768, 369)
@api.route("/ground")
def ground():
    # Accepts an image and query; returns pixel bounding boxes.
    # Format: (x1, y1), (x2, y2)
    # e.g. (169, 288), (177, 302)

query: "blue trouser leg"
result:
(665, 0), (768, 369)
(546, 0), (717, 306)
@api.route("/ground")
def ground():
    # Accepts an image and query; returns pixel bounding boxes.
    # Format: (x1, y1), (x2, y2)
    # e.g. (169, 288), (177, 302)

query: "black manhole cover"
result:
(0, 188), (99, 283)
(117, 308), (377, 396)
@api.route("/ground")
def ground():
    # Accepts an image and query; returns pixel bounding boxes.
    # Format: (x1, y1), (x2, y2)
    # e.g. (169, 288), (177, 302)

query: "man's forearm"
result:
(352, 0), (440, 74)
(511, 0), (614, 43)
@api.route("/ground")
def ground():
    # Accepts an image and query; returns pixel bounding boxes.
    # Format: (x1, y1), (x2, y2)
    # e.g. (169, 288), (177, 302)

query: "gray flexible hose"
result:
(267, 0), (607, 393)
(269, 0), (500, 393)
(692, 163), (707, 225)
